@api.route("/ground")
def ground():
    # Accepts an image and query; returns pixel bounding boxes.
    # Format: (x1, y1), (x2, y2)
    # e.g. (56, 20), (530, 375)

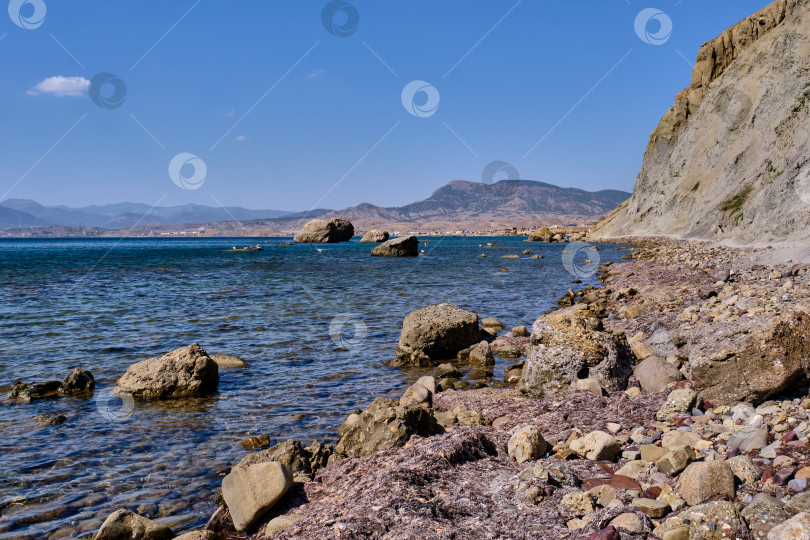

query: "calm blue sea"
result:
(0, 236), (627, 538)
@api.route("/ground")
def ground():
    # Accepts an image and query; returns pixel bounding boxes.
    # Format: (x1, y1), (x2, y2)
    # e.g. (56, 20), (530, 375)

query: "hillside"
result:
(593, 0), (810, 243)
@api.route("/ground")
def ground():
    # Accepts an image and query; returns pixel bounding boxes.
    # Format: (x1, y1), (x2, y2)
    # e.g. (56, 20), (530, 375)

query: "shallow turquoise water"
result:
(0, 236), (626, 538)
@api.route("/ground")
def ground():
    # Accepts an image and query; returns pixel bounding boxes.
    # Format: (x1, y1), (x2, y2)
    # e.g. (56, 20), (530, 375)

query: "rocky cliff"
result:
(594, 0), (810, 243)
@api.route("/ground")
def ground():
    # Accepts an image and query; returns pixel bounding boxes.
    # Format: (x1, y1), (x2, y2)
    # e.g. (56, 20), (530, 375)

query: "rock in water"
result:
(234, 439), (333, 481)
(517, 306), (634, 398)
(335, 397), (442, 457)
(329, 218), (354, 241)
(209, 353), (248, 368)
(93, 509), (173, 540)
(61, 368), (95, 394)
(395, 303), (480, 366)
(293, 218), (354, 243)
(467, 341), (495, 367)
(359, 230), (389, 243)
(221, 461), (293, 532)
(370, 236), (419, 257)
(528, 227), (554, 242)
(8, 380), (62, 401)
(116, 343), (219, 400)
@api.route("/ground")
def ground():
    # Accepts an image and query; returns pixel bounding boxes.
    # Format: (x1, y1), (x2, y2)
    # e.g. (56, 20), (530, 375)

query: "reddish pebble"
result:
(673, 380), (693, 390)
(782, 431), (798, 443)
(585, 526), (619, 540)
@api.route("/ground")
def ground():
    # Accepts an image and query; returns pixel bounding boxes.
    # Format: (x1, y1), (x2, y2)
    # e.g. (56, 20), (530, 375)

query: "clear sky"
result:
(0, 0), (771, 211)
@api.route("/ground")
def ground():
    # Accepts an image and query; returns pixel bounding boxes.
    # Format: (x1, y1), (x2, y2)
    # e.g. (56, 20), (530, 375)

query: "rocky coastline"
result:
(10, 236), (810, 539)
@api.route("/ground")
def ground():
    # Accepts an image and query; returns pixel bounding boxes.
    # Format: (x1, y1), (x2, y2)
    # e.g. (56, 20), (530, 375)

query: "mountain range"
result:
(0, 179), (631, 235)
(0, 200), (295, 230)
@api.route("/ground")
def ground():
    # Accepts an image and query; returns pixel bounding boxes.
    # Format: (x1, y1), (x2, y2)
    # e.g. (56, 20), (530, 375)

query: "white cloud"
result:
(28, 76), (90, 97)
(308, 69), (326, 79)
(234, 135), (249, 142)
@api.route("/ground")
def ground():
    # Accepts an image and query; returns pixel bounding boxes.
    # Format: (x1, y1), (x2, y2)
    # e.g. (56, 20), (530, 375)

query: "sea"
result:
(0, 236), (629, 538)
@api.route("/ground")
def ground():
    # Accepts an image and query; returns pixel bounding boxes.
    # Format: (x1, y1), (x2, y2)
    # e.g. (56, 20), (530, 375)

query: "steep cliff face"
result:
(594, 0), (810, 243)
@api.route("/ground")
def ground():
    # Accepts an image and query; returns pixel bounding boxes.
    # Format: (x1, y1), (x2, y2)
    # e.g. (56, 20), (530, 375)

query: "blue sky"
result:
(1, 0), (771, 211)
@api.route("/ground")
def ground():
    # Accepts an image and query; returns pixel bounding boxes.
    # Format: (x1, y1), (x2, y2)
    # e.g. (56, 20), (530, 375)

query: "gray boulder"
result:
(371, 236), (419, 257)
(221, 461), (293, 532)
(293, 218), (354, 243)
(116, 343), (219, 400)
(394, 303), (481, 366)
(518, 307), (634, 399)
(359, 230), (389, 243)
(93, 509), (173, 540)
(335, 397), (442, 457)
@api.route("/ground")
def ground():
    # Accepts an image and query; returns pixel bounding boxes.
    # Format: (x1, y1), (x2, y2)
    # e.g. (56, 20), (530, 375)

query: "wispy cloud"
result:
(28, 76), (90, 97)
(234, 135), (249, 142)
(308, 68), (326, 79)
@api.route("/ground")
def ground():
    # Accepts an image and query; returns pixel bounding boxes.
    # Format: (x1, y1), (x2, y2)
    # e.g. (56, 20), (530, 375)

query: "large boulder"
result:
(691, 311), (810, 405)
(371, 236), (419, 257)
(335, 397), (442, 457)
(394, 303), (481, 366)
(221, 461), (293, 532)
(517, 307), (634, 399)
(359, 230), (389, 243)
(293, 218), (354, 243)
(93, 509), (173, 540)
(116, 343), (219, 400)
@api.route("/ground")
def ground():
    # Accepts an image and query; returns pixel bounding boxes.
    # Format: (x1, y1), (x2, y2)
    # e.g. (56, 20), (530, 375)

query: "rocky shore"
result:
(16, 237), (810, 539)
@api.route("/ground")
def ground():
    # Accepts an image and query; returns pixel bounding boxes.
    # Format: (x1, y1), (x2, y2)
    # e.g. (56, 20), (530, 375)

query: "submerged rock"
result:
(209, 353), (248, 368)
(394, 303), (480, 366)
(8, 368), (95, 401)
(116, 343), (219, 400)
(93, 509), (173, 540)
(371, 236), (419, 257)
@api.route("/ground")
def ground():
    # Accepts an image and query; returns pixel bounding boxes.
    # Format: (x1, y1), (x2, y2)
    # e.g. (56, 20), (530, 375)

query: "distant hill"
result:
(0, 199), (299, 229)
(315, 180), (630, 222)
